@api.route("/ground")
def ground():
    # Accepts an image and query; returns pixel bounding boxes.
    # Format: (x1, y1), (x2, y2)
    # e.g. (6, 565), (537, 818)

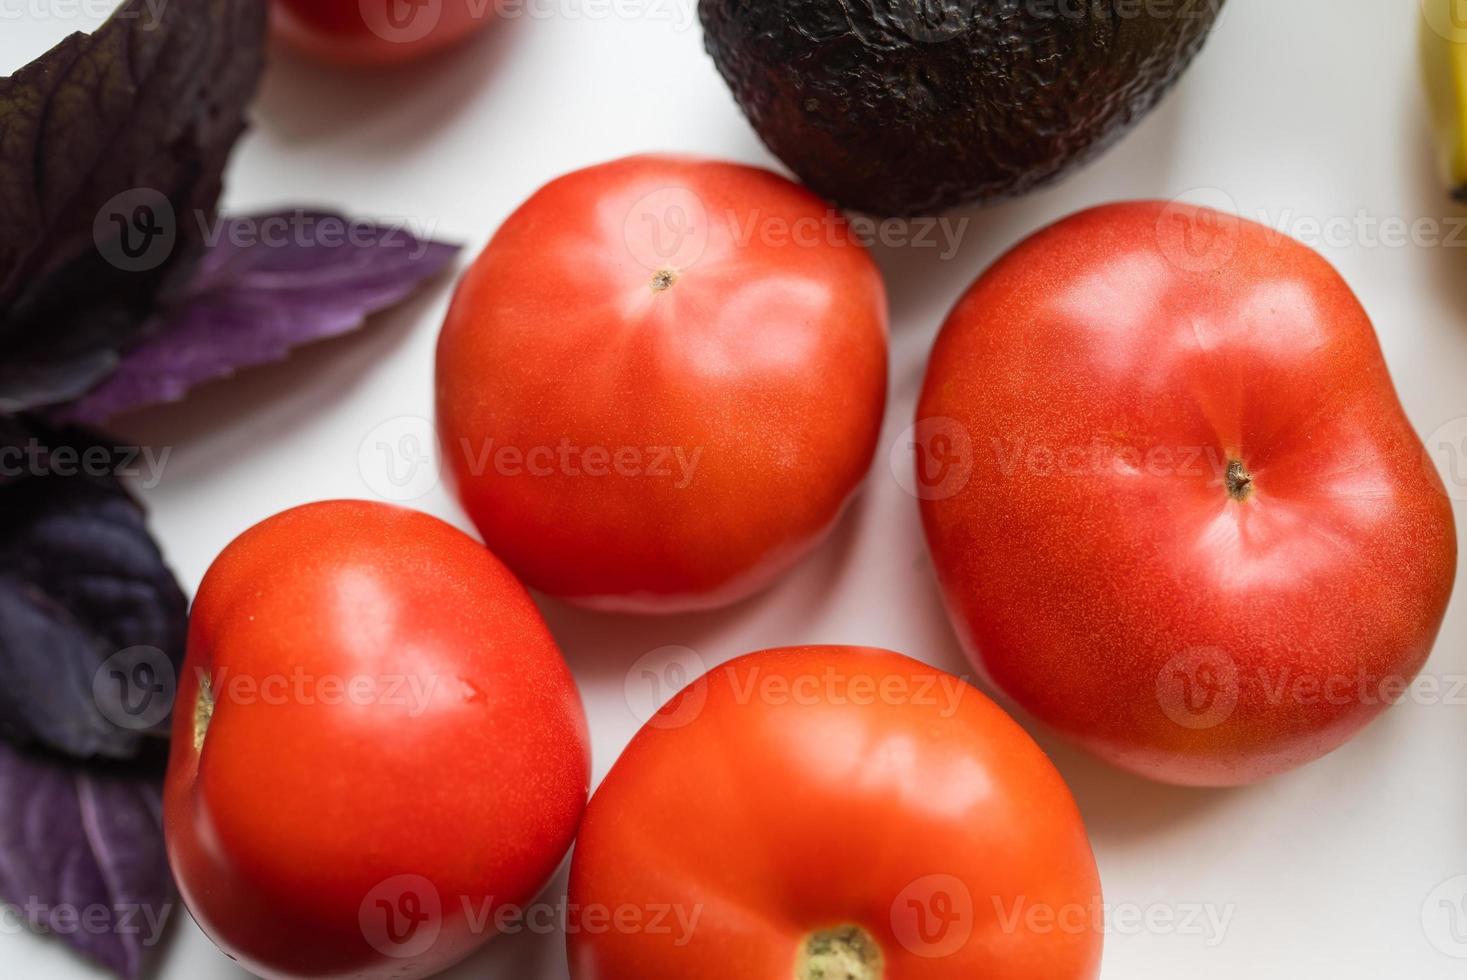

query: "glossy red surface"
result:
(918, 202), (1458, 786)
(436, 155), (889, 612)
(164, 500), (590, 979)
(568, 646), (1103, 979)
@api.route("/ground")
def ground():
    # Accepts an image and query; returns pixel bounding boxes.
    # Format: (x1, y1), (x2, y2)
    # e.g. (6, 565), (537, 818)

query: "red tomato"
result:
(272, 0), (493, 66)
(918, 202), (1457, 786)
(435, 155), (889, 613)
(164, 500), (590, 980)
(569, 646), (1103, 979)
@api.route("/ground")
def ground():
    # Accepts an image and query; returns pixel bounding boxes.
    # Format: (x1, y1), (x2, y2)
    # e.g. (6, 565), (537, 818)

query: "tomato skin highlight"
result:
(272, 0), (493, 67)
(918, 202), (1458, 787)
(435, 155), (889, 613)
(568, 646), (1103, 980)
(163, 500), (590, 980)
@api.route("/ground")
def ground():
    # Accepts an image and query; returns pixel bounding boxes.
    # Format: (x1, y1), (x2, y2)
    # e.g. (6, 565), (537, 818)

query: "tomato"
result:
(435, 155), (888, 613)
(163, 500), (590, 980)
(272, 0), (493, 66)
(568, 646), (1103, 979)
(917, 202), (1458, 787)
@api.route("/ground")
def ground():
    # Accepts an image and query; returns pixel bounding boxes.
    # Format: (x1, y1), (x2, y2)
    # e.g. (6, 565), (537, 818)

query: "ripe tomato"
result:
(164, 500), (590, 980)
(272, 0), (493, 66)
(435, 155), (888, 613)
(568, 646), (1103, 979)
(918, 202), (1457, 786)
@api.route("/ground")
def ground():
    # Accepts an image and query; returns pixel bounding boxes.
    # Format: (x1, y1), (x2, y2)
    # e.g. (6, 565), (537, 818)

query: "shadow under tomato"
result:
(1031, 662), (1439, 852)
(419, 862), (573, 980)
(539, 469), (873, 686)
(1035, 731), (1244, 842)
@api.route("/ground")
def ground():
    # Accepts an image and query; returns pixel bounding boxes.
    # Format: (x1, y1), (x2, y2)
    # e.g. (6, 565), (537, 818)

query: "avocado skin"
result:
(700, 0), (1225, 216)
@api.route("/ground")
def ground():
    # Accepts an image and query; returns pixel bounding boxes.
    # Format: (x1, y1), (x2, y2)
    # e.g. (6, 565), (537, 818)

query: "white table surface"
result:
(5, 1), (1467, 977)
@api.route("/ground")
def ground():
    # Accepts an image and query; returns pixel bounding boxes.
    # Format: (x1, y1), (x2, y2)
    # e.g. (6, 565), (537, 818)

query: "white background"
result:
(5, 1), (1467, 977)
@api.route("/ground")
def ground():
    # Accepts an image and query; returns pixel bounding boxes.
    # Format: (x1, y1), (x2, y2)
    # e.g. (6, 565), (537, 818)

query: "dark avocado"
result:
(700, 0), (1225, 216)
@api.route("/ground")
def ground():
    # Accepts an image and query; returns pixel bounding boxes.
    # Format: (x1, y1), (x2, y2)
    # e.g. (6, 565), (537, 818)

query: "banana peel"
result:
(1422, 0), (1467, 201)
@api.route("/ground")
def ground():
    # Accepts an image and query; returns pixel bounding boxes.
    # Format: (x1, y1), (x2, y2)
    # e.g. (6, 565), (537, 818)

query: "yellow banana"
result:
(1423, 0), (1467, 200)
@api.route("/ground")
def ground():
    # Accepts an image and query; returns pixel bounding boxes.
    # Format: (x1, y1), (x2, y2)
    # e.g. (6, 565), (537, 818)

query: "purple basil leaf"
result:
(58, 210), (461, 424)
(0, 0), (268, 412)
(0, 416), (187, 760)
(0, 743), (172, 980)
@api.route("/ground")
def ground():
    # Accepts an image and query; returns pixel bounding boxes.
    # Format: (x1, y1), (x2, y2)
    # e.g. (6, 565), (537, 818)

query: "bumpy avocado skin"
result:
(700, 0), (1225, 216)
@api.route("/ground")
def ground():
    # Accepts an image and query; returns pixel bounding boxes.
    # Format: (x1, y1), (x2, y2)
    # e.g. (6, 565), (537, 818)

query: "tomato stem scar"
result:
(651, 268), (678, 292)
(193, 674), (216, 752)
(797, 924), (882, 980)
(1225, 459), (1254, 502)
